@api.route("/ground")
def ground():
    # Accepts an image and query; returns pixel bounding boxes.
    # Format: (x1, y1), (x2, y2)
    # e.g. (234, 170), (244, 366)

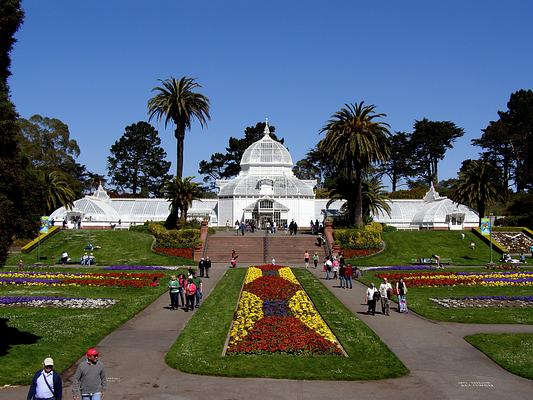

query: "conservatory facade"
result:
(50, 124), (479, 230)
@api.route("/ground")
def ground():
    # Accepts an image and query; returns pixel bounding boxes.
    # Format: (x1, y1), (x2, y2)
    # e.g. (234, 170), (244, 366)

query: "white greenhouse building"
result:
(50, 123), (479, 230)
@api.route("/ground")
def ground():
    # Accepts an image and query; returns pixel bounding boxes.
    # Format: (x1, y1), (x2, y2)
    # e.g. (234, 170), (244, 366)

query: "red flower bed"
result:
(153, 247), (194, 259)
(341, 248), (380, 258)
(244, 276), (301, 301)
(227, 316), (341, 355)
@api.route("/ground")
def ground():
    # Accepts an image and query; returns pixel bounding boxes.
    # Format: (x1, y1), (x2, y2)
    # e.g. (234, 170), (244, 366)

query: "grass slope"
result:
(465, 333), (533, 380)
(6, 230), (193, 267)
(350, 230), (494, 266)
(166, 268), (408, 380)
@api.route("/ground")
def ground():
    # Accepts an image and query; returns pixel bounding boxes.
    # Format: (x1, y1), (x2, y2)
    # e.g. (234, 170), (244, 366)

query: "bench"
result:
(113, 225), (129, 231)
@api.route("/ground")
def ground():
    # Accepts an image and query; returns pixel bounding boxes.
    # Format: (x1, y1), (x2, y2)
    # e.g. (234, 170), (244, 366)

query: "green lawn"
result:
(358, 267), (533, 324)
(349, 230), (495, 266)
(0, 267), (185, 385)
(465, 333), (533, 380)
(166, 268), (408, 380)
(6, 230), (193, 267)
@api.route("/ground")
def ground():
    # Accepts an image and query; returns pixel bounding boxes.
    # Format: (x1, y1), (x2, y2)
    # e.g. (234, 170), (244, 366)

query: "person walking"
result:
(204, 256), (211, 278)
(365, 283), (379, 315)
(325, 257), (332, 280)
(379, 277), (393, 315)
(168, 275), (180, 310)
(344, 264), (353, 289)
(338, 264), (346, 288)
(396, 278), (408, 313)
(192, 271), (203, 308)
(304, 250), (310, 268)
(312, 252), (319, 268)
(27, 357), (62, 400)
(72, 348), (107, 400)
(332, 257), (339, 279)
(185, 278), (197, 311)
(198, 257), (206, 277)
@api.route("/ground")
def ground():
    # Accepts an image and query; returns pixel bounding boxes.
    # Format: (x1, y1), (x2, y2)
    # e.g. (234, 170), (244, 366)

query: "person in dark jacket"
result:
(27, 357), (62, 400)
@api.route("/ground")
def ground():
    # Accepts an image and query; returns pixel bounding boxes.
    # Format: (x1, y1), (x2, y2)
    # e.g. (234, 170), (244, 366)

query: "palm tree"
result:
(320, 102), (391, 227)
(148, 77), (210, 178)
(41, 170), (76, 214)
(362, 176), (391, 222)
(165, 177), (203, 228)
(450, 159), (503, 225)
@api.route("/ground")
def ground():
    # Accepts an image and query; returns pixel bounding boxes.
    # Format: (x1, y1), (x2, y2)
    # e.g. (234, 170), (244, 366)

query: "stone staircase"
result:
(204, 232), (327, 265)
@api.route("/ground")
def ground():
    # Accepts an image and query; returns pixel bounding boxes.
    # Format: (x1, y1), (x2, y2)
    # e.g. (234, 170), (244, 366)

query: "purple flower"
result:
(367, 266), (437, 271)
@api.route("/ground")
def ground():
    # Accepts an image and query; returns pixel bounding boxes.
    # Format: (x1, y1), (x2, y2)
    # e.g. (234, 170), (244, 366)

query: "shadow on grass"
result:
(0, 318), (40, 356)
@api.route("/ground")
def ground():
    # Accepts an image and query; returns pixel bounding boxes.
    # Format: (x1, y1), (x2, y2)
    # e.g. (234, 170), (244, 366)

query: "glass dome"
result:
(240, 124), (293, 171)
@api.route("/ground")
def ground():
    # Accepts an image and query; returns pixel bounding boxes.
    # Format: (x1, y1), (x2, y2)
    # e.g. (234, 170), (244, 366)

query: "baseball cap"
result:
(43, 357), (54, 366)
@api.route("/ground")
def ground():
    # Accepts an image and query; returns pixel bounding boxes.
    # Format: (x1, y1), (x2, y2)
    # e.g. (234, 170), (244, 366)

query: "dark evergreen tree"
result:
(410, 118), (464, 186)
(0, 0), (43, 266)
(107, 121), (171, 197)
(378, 131), (415, 191)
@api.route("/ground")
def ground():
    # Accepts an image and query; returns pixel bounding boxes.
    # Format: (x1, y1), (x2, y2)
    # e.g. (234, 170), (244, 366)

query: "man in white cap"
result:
(27, 357), (62, 400)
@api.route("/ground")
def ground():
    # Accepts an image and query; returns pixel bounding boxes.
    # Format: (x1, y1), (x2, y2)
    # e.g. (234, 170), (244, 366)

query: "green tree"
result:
(165, 177), (203, 228)
(0, 0), (44, 266)
(378, 131), (414, 191)
(198, 122), (285, 188)
(362, 176), (391, 222)
(148, 77), (210, 178)
(499, 89), (533, 191)
(410, 118), (464, 186)
(450, 159), (503, 225)
(319, 102), (391, 227)
(41, 170), (76, 215)
(472, 119), (515, 191)
(107, 121), (171, 196)
(293, 146), (337, 188)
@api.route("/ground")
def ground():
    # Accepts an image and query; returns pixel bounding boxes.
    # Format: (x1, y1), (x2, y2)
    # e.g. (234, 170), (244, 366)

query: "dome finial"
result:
(264, 118), (270, 136)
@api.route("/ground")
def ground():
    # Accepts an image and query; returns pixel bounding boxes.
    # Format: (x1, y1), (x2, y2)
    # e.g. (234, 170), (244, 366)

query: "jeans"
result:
(339, 276), (345, 288)
(367, 299), (376, 315)
(186, 294), (195, 310)
(345, 276), (353, 289)
(195, 290), (202, 307)
(82, 393), (102, 400)
(325, 269), (331, 280)
(170, 292), (179, 309)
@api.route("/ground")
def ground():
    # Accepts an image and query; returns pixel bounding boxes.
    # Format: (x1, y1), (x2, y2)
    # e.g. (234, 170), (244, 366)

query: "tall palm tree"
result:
(320, 102), (391, 227)
(165, 176), (202, 228)
(450, 159), (503, 225)
(148, 77), (210, 178)
(41, 170), (76, 214)
(362, 176), (391, 223)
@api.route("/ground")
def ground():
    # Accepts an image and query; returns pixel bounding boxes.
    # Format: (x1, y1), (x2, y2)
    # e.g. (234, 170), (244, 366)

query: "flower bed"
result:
(227, 265), (343, 355)
(0, 271), (165, 288)
(365, 265), (437, 272)
(375, 271), (533, 288)
(104, 265), (181, 271)
(153, 247), (194, 259)
(0, 296), (117, 308)
(430, 296), (533, 308)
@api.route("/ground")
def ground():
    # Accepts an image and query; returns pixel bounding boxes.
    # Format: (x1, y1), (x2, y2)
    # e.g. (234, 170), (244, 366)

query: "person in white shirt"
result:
(365, 283), (379, 315)
(379, 278), (393, 315)
(27, 357), (62, 400)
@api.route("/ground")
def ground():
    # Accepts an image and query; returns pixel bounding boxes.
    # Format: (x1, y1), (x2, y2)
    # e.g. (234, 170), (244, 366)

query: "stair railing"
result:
(263, 230), (269, 264)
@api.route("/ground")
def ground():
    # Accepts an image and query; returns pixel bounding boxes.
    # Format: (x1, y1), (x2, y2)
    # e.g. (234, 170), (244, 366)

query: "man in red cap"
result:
(72, 348), (107, 400)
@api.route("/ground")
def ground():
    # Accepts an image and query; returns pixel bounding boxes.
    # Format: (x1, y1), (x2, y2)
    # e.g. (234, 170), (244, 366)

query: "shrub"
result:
(147, 222), (200, 249)
(381, 224), (397, 232)
(334, 225), (382, 250)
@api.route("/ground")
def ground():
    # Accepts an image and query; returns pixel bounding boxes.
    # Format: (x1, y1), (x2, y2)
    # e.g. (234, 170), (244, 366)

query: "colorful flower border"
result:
(0, 271), (165, 288)
(226, 265), (343, 355)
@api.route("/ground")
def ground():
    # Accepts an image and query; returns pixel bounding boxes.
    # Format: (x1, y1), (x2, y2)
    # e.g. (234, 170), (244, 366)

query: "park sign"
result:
(480, 217), (491, 236)
(40, 216), (50, 234)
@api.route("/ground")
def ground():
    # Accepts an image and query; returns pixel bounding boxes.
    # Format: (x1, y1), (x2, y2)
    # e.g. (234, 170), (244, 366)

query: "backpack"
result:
(187, 282), (197, 295)
(372, 289), (381, 300)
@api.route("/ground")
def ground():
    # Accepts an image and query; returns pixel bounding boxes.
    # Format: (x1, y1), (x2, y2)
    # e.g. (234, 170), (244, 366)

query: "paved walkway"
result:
(2, 263), (533, 400)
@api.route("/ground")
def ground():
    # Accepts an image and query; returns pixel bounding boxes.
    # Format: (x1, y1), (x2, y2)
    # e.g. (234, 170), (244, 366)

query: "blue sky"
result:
(9, 0), (533, 189)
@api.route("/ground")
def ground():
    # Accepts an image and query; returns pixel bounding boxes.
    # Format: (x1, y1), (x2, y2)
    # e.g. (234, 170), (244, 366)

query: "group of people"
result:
(310, 219), (323, 235)
(28, 348), (106, 400)
(365, 277), (408, 315)
(167, 268), (203, 312)
(80, 252), (96, 266)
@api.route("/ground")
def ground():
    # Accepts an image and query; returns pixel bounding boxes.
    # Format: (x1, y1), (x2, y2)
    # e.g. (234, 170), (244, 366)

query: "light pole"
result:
(489, 212), (494, 265)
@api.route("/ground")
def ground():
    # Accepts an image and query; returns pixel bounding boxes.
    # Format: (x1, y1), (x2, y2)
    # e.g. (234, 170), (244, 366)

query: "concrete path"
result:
(2, 263), (533, 400)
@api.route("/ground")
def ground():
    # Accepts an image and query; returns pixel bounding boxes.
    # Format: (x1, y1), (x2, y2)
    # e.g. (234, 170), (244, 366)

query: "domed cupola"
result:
(240, 122), (293, 174)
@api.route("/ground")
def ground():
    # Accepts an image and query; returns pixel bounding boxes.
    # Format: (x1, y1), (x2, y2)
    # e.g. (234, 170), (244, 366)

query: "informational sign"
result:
(480, 217), (491, 236)
(40, 216), (50, 234)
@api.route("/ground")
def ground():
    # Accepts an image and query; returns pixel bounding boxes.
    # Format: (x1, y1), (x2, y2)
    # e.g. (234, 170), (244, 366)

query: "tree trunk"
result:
(354, 169), (363, 228)
(175, 127), (185, 178)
